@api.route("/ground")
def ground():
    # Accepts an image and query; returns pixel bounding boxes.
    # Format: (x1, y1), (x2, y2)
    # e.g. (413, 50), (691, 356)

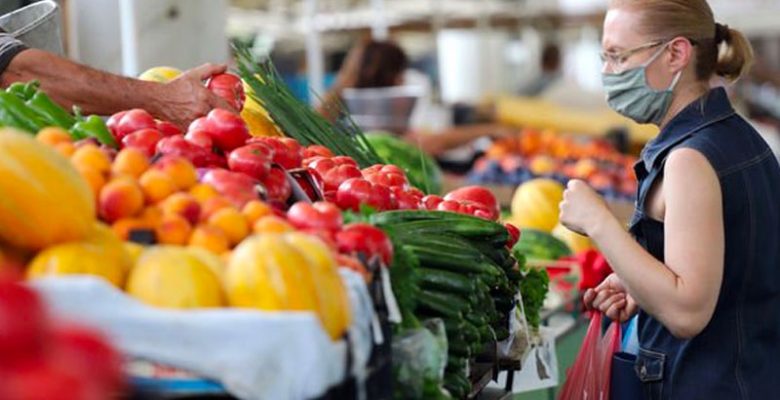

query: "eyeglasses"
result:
(600, 40), (666, 71)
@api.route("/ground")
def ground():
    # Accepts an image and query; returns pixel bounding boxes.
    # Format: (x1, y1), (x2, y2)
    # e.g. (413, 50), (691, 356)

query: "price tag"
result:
(380, 267), (402, 324)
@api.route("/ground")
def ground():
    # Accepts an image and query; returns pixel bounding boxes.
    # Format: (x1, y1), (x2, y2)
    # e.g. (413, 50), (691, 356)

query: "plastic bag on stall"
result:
(498, 290), (531, 362)
(558, 313), (621, 400)
(391, 319), (448, 399)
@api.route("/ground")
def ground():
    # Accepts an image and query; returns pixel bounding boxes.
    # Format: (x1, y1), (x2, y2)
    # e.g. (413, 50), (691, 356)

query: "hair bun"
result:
(715, 23), (732, 44)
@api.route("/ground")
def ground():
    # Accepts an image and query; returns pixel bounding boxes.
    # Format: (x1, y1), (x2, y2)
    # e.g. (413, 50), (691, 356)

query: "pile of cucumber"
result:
(372, 210), (521, 398)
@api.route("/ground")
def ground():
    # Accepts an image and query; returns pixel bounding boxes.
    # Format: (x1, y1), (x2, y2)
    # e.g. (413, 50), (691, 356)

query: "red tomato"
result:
(261, 168), (292, 203)
(444, 186), (500, 220)
(105, 111), (126, 139)
(50, 324), (125, 394)
(331, 156), (358, 168)
(121, 128), (163, 157)
(391, 187), (423, 210)
(202, 169), (261, 207)
(113, 109), (156, 143)
(362, 164), (409, 189)
(421, 195), (444, 210)
(247, 137), (302, 170)
(206, 73), (246, 111)
(336, 178), (393, 212)
(0, 280), (48, 367)
(302, 145), (334, 159)
(437, 199), (463, 213)
(228, 143), (274, 180)
(155, 120), (182, 136)
(504, 223), (521, 248)
(184, 129), (213, 149)
(203, 109), (250, 152)
(156, 136), (210, 167)
(287, 201), (343, 232)
(308, 158), (362, 192)
(336, 223), (393, 266)
(0, 358), (104, 400)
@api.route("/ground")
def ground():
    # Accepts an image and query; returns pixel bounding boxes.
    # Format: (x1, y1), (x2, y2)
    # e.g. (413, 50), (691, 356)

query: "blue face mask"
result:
(602, 44), (683, 125)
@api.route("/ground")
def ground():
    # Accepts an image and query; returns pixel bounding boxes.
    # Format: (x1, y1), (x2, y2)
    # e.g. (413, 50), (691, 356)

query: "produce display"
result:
(470, 129), (638, 200)
(0, 52), (554, 400)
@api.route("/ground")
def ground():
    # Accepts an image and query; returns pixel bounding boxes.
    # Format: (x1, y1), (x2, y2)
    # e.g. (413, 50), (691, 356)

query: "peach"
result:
(139, 206), (163, 227)
(71, 144), (112, 175)
(153, 155), (197, 190)
(199, 197), (233, 222)
(252, 215), (294, 234)
(112, 218), (152, 241)
(189, 225), (230, 254)
(155, 214), (192, 245)
(36, 127), (72, 147)
(189, 183), (219, 204)
(160, 192), (201, 225)
(54, 142), (76, 157)
(98, 176), (144, 223)
(112, 147), (150, 178)
(207, 207), (249, 246)
(76, 165), (107, 201)
(241, 200), (273, 225)
(139, 169), (178, 204)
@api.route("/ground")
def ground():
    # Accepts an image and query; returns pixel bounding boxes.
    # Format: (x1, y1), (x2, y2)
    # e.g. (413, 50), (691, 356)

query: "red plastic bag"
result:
(558, 313), (621, 400)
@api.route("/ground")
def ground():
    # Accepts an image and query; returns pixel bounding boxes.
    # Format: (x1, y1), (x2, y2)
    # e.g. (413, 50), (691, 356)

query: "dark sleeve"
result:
(0, 33), (28, 76)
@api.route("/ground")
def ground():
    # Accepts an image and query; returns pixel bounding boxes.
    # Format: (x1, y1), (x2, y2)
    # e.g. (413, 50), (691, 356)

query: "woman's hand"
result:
(559, 180), (612, 236)
(583, 273), (638, 322)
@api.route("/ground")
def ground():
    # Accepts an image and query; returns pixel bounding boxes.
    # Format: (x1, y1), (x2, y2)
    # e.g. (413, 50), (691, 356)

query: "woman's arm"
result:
(561, 148), (724, 338)
(1, 49), (234, 128)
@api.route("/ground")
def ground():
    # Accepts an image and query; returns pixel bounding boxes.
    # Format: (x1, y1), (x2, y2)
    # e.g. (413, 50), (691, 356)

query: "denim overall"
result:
(628, 88), (780, 400)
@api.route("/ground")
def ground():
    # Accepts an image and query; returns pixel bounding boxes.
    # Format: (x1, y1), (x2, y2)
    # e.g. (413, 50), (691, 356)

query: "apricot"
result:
(99, 176), (144, 223)
(155, 214), (192, 245)
(139, 206), (163, 227)
(71, 144), (112, 175)
(199, 197), (233, 222)
(252, 215), (294, 234)
(36, 127), (72, 147)
(188, 225), (230, 254)
(160, 192), (201, 225)
(112, 147), (150, 178)
(139, 169), (178, 204)
(75, 165), (107, 201)
(241, 200), (272, 226)
(153, 155), (197, 190)
(54, 142), (76, 157)
(207, 208), (249, 246)
(189, 183), (219, 204)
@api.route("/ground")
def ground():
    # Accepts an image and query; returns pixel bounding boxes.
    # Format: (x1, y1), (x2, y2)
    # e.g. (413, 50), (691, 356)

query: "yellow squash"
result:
(27, 242), (127, 288)
(0, 129), (95, 250)
(241, 80), (283, 137)
(227, 233), (350, 339)
(552, 223), (593, 254)
(126, 246), (225, 309)
(285, 232), (351, 339)
(510, 178), (565, 232)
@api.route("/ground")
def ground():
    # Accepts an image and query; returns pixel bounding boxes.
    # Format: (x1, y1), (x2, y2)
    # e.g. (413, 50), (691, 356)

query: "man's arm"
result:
(1, 48), (235, 128)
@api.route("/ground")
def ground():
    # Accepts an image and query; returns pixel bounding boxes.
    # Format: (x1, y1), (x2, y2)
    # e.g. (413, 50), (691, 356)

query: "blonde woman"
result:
(559, 0), (780, 398)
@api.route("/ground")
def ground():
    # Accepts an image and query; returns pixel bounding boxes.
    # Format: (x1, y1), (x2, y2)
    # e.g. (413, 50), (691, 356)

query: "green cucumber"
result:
(419, 268), (478, 295)
(418, 291), (464, 319)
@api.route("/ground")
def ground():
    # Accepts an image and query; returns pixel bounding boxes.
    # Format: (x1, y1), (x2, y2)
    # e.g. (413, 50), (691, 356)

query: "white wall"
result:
(67, 0), (229, 76)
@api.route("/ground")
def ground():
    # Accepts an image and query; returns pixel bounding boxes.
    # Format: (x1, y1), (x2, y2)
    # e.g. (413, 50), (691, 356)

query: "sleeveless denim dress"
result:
(628, 88), (780, 400)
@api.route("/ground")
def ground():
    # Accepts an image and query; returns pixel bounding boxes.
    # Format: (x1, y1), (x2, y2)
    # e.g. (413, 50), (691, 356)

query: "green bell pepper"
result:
(6, 81), (40, 101)
(26, 92), (76, 129)
(70, 115), (117, 147)
(0, 91), (47, 133)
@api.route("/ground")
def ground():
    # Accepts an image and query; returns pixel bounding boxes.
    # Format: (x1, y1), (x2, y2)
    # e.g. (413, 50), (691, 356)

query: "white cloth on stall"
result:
(32, 270), (375, 400)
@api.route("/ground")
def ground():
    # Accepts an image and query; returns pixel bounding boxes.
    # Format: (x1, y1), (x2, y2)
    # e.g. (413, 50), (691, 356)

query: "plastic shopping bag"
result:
(558, 313), (621, 400)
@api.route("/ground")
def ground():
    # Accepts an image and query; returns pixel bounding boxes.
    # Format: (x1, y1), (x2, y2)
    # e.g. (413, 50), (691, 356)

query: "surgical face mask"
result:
(602, 44), (683, 125)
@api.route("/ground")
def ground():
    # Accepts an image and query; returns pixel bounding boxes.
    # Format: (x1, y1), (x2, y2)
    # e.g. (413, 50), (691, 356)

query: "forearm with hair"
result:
(1, 49), (165, 116)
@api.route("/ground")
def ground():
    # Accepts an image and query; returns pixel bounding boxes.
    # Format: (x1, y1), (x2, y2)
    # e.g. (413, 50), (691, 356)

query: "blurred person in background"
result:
(321, 38), (513, 156)
(519, 42), (563, 96)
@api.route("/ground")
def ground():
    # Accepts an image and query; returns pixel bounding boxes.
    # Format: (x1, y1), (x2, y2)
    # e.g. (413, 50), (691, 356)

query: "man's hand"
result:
(152, 63), (237, 128)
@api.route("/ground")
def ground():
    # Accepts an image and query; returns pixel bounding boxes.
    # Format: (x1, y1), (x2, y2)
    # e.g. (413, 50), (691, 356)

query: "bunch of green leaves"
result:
(514, 250), (549, 330)
(234, 45), (384, 168)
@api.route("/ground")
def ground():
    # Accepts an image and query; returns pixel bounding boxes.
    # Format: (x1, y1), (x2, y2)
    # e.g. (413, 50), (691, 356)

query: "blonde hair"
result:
(610, 0), (754, 82)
